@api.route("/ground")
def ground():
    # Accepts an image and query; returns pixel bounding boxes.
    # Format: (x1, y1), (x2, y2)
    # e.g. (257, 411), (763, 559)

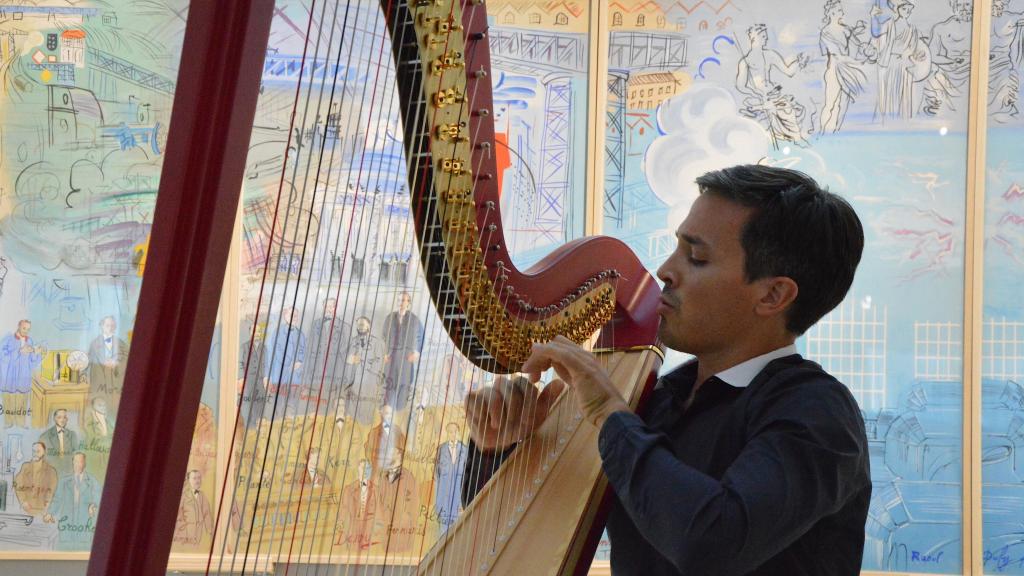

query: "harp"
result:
(88, 1), (662, 574)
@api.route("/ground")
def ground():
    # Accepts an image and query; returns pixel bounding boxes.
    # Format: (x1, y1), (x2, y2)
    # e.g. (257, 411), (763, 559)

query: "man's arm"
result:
(598, 375), (868, 575)
(735, 57), (755, 97)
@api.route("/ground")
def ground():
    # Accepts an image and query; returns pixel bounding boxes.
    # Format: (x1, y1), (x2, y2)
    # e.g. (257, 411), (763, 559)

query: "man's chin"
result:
(656, 322), (684, 352)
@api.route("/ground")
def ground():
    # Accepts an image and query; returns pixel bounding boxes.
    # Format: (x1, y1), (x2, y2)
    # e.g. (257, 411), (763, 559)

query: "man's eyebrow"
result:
(677, 232), (707, 247)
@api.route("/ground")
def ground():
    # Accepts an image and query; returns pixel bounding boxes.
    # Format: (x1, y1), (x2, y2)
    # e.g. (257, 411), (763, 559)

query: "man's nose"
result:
(656, 262), (675, 287)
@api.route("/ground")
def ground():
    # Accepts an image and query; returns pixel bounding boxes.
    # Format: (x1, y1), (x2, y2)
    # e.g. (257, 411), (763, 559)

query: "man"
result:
(291, 447), (331, 488)
(83, 396), (115, 473)
(382, 292), (423, 411)
(39, 409), (78, 475)
(923, 0), (973, 115)
(365, 404), (406, 476)
(0, 319), (44, 428)
(375, 452), (419, 553)
(465, 165), (870, 575)
(343, 316), (386, 425)
(339, 458), (377, 550)
(305, 297), (352, 414)
(989, 0), (1024, 120)
(13, 442), (58, 516)
(87, 315), (129, 409)
(239, 320), (268, 428)
(45, 452), (101, 550)
(83, 396), (114, 446)
(736, 24), (812, 147)
(174, 469), (213, 547)
(434, 423), (467, 534)
(263, 306), (306, 419)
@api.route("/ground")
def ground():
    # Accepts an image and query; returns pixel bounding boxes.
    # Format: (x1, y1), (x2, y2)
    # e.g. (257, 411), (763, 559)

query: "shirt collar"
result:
(713, 344), (799, 388)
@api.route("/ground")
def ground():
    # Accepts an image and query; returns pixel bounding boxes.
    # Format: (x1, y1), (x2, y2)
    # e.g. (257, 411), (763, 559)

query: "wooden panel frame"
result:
(962, 1), (991, 574)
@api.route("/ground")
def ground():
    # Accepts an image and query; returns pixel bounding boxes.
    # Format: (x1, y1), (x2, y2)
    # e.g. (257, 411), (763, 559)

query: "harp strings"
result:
(210, 0), (326, 571)
(208, 0), (588, 572)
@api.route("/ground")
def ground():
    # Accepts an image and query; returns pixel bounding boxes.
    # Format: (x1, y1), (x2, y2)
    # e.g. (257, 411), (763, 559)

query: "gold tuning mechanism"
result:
(434, 87), (466, 109)
(444, 188), (473, 204)
(436, 121), (468, 142)
(431, 51), (465, 76)
(440, 157), (471, 176)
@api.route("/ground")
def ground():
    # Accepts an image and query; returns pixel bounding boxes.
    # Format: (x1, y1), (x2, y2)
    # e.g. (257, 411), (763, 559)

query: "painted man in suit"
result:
(305, 297), (351, 414)
(376, 452), (420, 553)
(365, 404), (406, 477)
(382, 292), (423, 411)
(238, 321), (268, 428)
(174, 469), (214, 547)
(82, 396), (115, 475)
(290, 447), (331, 488)
(264, 306), (306, 418)
(0, 319), (44, 428)
(433, 423), (467, 534)
(13, 442), (57, 516)
(39, 409), (78, 475)
(339, 458), (377, 550)
(87, 316), (129, 410)
(45, 452), (101, 550)
(342, 316), (386, 425)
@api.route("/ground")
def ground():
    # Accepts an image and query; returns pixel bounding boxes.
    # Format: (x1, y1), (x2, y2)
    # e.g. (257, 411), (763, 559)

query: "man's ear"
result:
(755, 276), (799, 319)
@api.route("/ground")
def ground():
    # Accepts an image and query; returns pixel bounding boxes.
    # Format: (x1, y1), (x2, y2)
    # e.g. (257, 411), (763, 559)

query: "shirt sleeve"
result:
(598, 374), (868, 576)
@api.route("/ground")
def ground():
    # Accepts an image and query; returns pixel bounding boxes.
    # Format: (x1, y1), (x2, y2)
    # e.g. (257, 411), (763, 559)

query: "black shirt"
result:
(599, 354), (871, 575)
(463, 354), (871, 576)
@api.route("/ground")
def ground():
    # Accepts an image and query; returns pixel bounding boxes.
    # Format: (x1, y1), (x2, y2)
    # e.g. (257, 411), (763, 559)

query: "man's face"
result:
(898, 2), (915, 18)
(16, 321), (30, 337)
(32, 443), (45, 460)
(447, 426), (459, 443)
(398, 294), (411, 314)
(749, 28), (767, 47)
(101, 318), (116, 336)
(380, 406), (393, 425)
(655, 194), (763, 357)
(356, 318), (370, 335)
(325, 299), (337, 317)
(93, 399), (107, 415)
(953, 0), (972, 20)
(386, 454), (402, 473)
(73, 454), (85, 474)
(308, 451), (320, 469)
(188, 471), (202, 491)
(55, 411), (68, 428)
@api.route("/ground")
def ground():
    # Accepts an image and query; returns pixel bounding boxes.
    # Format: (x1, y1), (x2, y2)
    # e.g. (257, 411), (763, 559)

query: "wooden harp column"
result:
(88, 1), (663, 574)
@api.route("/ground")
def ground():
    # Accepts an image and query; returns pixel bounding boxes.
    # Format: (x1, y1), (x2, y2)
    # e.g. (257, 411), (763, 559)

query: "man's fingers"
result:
(523, 338), (594, 384)
(486, 385), (505, 430)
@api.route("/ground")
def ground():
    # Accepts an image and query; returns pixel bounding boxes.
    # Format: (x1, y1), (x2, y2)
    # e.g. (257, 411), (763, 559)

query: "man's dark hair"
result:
(696, 164), (864, 335)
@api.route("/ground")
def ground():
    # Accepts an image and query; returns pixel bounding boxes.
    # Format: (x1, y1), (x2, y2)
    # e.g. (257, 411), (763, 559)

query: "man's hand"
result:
(521, 335), (631, 428)
(465, 375), (565, 452)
